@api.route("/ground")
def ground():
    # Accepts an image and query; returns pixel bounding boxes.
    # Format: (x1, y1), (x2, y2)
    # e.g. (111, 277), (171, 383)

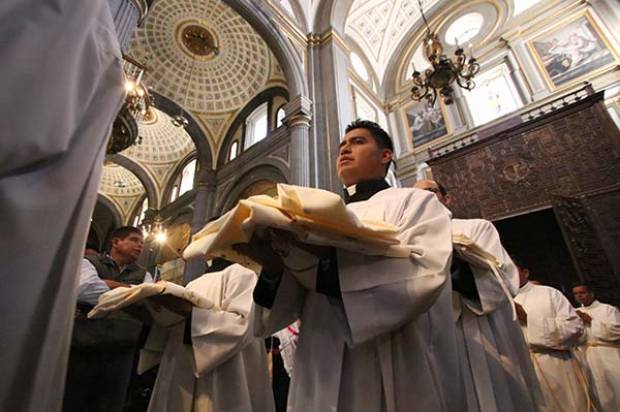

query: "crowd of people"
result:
(63, 120), (620, 412)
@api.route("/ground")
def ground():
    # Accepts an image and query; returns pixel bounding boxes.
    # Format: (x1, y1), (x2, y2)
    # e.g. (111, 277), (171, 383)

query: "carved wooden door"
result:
(552, 195), (620, 306)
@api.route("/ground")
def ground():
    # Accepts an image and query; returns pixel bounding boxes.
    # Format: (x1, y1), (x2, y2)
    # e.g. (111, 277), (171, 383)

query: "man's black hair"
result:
(571, 281), (592, 291)
(345, 119), (394, 152)
(86, 226), (100, 252)
(110, 226), (143, 241)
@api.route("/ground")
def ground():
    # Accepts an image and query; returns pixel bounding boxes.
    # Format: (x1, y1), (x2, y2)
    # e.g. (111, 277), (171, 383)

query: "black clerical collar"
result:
(343, 179), (391, 204)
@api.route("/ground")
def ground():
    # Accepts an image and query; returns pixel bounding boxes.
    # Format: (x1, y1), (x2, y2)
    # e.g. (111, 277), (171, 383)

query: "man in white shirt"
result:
(514, 262), (591, 411)
(573, 283), (620, 411)
(415, 179), (542, 411)
(239, 120), (460, 412)
(78, 226), (153, 305)
(64, 226), (153, 412)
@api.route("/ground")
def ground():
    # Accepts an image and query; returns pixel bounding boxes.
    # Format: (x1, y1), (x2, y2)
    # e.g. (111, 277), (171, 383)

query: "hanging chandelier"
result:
(140, 211), (167, 244)
(107, 55), (153, 154)
(411, 0), (480, 106)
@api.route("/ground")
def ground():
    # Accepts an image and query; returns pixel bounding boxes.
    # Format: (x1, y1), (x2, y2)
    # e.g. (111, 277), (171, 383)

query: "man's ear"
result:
(444, 194), (453, 207)
(110, 237), (120, 249)
(381, 149), (393, 166)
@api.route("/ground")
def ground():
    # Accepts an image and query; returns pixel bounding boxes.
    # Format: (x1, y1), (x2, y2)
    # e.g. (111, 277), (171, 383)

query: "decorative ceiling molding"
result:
(196, 112), (235, 142)
(98, 164), (146, 222)
(128, 0), (282, 115)
(122, 108), (195, 165)
(344, 0), (442, 80)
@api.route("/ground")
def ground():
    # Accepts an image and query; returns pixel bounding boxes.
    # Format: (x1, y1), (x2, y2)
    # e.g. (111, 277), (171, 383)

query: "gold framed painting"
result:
(527, 10), (619, 90)
(401, 100), (450, 150)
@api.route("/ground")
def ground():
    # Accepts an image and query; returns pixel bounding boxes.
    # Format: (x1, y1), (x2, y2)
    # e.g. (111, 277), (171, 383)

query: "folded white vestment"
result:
(452, 234), (516, 320)
(87, 281), (215, 326)
(183, 184), (413, 271)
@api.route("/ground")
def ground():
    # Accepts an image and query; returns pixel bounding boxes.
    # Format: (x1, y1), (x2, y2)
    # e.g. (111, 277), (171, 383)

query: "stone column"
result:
(183, 168), (216, 283)
(283, 95), (313, 186)
(306, 29), (355, 192)
(107, 0), (148, 52)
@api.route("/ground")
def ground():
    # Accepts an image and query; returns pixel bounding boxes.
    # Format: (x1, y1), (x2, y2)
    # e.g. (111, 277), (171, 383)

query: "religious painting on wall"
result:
(403, 101), (448, 149)
(528, 12), (618, 89)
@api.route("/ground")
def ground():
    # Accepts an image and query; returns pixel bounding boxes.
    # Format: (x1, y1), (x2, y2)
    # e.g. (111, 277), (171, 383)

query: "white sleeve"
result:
(336, 191), (452, 346)
(591, 304), (620, 342)
(78, 259), (110, 305)
(190, 267), (257, 376)
(452, 219), (519, 315)
(527, 289), (583, 350)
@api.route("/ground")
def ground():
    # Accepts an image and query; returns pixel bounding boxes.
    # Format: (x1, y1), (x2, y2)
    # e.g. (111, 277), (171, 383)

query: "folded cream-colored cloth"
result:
(452, 234), (516, 320)
(87, 281), (215, 321)
(183, 184), (412, 270)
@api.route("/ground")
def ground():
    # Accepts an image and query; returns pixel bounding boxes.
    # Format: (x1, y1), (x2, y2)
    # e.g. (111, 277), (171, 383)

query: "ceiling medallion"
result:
(176, 21), (220, 60)
(411, 0), (480, 106)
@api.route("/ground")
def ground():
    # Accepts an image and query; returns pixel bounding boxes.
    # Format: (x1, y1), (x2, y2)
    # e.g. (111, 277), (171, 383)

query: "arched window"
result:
(169, 158), (197, 203)
(229, 140), (239, 161)
(178, 159), (197, 197)
(445, 13), (484, 45)
(133, 197), (148, 227)
(350, 52), (369, 81)
(276, 107), (286, 128)
(244, 103), (268, 149)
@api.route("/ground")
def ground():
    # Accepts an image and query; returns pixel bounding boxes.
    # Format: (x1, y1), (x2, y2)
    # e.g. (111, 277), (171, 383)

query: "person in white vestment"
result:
(414, 179), (543, 412)
(238, 120), (461, 412)
(0, 1), (125, 410)
(514, 263), (593, 411)
(572, 283), (620, 412)
(144, 258), (275, 412)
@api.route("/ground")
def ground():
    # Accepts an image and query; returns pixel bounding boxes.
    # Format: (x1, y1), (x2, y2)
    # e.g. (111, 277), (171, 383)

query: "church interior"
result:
(2, 0), (620, 411)
(95, 0), (620, 302)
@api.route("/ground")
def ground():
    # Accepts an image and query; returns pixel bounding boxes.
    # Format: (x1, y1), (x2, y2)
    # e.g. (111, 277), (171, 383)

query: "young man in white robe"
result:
(414, 180), (543, 412)
(237, 120), (461, 412)
(572, 283), (620, 412)
(514, 263), (592, 411)
(144, 258), (274, 412)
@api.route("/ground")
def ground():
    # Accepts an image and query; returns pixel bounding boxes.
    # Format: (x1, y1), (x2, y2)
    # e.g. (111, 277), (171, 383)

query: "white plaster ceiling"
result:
(345, 0), (441, 81)
(122, 108), (195, 166)
(99, 164), (145, 221)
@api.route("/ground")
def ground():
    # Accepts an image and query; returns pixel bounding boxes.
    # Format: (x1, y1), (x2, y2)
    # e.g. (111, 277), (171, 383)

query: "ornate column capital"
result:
(283, 95), (313, 128)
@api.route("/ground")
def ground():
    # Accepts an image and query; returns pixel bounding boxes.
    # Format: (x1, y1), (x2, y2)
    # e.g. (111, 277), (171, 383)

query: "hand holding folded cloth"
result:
(87, 281), (215, 326)
(452, 234), (517, 320)
(183, 184), (411, 273)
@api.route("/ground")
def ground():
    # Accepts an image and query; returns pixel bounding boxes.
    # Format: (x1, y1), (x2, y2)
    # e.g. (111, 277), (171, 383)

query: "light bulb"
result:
(124, 80), (135, 92)
(155, 232), (167, 244)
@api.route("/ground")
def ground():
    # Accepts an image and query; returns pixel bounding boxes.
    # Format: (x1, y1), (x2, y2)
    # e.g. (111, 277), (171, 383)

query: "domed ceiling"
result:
(127, 0), (286, 150)
(99, 163), (145, 221)
(99, 0), (287, 223)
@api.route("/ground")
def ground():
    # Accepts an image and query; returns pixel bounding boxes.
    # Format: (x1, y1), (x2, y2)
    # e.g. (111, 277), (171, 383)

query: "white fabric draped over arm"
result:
(337, 191), (452, 346)
(528, 289), (584, 350)
(452, 219), (519, 315)
(78, 258), (110, 305)
(189, 268), (257, 376)
(591, 304), (620, 342)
